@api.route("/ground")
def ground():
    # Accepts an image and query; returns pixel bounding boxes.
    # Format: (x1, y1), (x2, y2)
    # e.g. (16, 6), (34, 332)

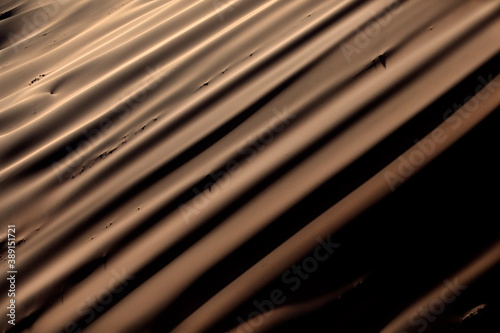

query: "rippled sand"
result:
(1, 0), (499, 332)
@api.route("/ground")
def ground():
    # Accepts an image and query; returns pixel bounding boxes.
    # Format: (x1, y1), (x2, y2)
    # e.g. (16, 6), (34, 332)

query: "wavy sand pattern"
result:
(1, 0), (499, 332)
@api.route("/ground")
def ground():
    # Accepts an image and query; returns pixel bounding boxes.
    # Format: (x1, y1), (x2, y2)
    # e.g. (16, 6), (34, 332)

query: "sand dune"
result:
(1, 0), (499, 332)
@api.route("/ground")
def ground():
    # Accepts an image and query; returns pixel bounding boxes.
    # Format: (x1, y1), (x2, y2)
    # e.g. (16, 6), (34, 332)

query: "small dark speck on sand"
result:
(378, 54), (387, 68)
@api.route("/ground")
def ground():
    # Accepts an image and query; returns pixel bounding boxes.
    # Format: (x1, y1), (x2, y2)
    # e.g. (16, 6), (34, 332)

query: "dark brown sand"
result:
(1, 0), (499, 332)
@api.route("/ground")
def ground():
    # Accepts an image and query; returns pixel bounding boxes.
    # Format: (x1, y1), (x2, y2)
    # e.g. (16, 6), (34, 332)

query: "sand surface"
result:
(1, 0), (499, 332)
